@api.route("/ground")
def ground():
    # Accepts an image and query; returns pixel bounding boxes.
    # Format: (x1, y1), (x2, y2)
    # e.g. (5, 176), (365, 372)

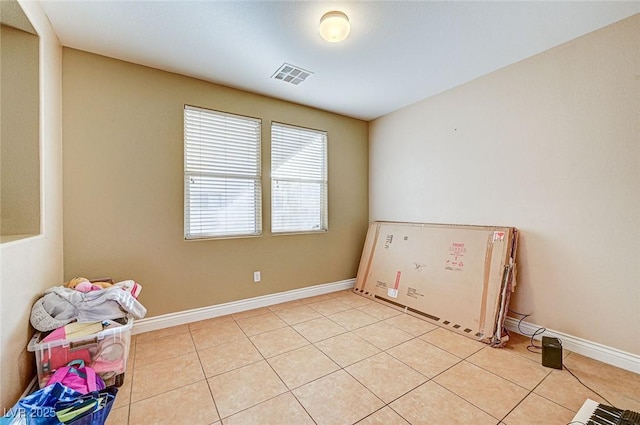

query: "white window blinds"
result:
(271, 123), (327, 233)
(184, 105), (262, 239)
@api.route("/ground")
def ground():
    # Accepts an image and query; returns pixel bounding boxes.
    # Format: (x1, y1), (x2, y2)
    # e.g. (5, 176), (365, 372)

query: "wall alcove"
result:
(1, 0), (40, 242)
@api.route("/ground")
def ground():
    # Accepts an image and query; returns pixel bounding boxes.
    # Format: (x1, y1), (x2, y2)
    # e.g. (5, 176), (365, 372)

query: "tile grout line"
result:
(130, 301), (365, 421)
(354, 405), (390, 424)
(498, 387), (532, 423)
(189, 326), (224, 424)
(124, 335), (137, 425)
(203, 296), (480, 424)
(369, 337), (520, 425)
(225, 297), (373, 423)
(431, 379), (504, 423)
(126, 331), (216, 417)
(303, 300), (425, 424)
(370, 331), (472, 424)
(234, 303), (352, 424)
(527, 368), (588, 414)
(125, 291), (605, 425)
(462, 350), (552, 393)
(228, 312), (307, 422)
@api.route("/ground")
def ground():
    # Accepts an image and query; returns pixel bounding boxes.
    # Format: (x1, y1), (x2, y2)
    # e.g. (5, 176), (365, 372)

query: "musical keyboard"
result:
(572, 399), (640, 425)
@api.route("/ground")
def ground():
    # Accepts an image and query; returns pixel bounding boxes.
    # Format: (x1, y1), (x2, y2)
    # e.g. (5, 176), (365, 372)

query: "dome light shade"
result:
(319, 11), (350, 43)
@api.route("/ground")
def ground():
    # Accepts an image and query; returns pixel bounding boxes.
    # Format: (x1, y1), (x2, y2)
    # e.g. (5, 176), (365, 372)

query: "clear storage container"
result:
(28, 317), (132, 388)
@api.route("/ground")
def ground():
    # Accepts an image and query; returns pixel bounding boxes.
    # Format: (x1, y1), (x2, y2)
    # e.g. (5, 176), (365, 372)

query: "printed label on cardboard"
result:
(413, 262), (426, 271)
(406, 287), (424, 299)
(445, 242), (466, 271)
(387, 288), (398, 298)
(492, 231), (505, 242)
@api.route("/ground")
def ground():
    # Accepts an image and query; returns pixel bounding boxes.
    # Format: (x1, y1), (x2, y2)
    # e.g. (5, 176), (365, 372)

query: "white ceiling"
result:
(40, 1), (640, 121)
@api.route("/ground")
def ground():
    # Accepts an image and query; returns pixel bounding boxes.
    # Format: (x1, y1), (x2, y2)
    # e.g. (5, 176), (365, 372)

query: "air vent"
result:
(271, 63), (313, 85)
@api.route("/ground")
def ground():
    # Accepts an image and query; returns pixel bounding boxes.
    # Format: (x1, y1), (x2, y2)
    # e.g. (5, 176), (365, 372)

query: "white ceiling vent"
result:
(271, 63), (313, 85)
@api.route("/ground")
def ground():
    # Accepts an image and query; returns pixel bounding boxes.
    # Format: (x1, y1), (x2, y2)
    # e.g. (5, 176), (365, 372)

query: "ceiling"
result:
(40, 1), (640, 121)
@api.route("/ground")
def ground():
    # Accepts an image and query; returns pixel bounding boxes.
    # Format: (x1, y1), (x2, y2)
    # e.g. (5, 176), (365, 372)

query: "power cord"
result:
(563, 364), (615, 408)
(507, 309), (618, 424)
(560, 342), (617, 425)
(562, 365), (616, 425)
(554, 338), (616, 409)
(507, 309), (546, 353)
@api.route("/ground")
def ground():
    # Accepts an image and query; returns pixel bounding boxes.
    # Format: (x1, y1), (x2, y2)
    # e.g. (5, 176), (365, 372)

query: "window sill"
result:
(0, 233), (41, 245)
(185, 233), (263, 242)
(271, 229), (328, 236)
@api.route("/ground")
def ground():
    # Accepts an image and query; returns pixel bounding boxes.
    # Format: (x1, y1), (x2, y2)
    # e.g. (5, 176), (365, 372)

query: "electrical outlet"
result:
(253, 271), (261, 283)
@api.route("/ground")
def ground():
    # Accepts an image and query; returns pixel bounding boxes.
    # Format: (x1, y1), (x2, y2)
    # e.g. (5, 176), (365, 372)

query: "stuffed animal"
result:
(66, 277), (113, 293)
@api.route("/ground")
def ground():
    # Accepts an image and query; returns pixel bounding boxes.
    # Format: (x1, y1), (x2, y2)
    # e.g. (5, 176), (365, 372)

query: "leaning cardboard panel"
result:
(354, 221), (518, 346)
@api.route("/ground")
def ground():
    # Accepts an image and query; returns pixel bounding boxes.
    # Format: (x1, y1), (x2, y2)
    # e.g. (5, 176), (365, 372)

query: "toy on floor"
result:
(66, 277), (113, 293)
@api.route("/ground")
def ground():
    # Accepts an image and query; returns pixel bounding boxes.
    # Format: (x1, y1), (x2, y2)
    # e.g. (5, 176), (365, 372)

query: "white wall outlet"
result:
(253, 271), (261, 282)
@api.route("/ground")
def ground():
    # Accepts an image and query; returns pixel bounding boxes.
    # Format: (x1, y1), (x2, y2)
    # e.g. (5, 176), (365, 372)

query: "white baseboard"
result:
(505, 317), (640, 374)
(132, 278), (356, 335)
(20, 376), (38, 398)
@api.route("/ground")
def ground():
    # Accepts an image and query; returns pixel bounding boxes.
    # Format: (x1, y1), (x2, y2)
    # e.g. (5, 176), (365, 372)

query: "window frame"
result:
(270, 121), (328, 235)
(183, 105), (262, 240)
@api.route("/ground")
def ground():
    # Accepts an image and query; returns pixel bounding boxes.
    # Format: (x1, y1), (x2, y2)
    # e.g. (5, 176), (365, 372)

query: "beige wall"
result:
(369, 15), (639, 355)
(0, 0), (63, 410)
(1, 24), (39, 237)
(62, 49), (369, 317)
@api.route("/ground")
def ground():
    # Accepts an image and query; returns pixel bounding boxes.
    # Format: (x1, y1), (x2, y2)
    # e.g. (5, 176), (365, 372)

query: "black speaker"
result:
(541, 336), (563, 369)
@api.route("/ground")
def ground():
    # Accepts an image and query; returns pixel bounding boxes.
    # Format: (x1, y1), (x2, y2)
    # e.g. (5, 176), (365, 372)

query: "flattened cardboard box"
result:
(354, 221), (518, 346)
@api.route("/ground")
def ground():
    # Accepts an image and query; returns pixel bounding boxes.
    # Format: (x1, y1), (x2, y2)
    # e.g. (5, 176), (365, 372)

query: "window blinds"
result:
(271, 123), (327, 233)
(184, 105), (262, 239)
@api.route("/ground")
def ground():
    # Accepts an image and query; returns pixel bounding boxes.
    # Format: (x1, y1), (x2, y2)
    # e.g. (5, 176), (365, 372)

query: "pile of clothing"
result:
(30, 277), (146, 332)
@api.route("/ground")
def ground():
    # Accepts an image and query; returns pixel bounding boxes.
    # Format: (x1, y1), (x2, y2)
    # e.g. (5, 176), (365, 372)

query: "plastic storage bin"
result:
(28, 317), (132, 388)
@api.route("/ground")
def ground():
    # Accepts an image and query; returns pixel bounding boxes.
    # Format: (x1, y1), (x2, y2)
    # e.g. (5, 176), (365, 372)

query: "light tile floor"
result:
(106, 290), (640, 425)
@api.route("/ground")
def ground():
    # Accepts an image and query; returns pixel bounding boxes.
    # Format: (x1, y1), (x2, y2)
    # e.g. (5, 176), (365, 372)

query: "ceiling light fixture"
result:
(319, 11), (350, 43)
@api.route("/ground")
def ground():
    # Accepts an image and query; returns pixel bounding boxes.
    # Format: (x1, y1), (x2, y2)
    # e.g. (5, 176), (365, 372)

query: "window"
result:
(271, 123), (327, 233)
(184, 105), (261, 239)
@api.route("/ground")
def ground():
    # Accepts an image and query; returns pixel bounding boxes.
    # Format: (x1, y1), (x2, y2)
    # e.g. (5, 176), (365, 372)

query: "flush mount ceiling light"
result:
(319, 11), (350, 43)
